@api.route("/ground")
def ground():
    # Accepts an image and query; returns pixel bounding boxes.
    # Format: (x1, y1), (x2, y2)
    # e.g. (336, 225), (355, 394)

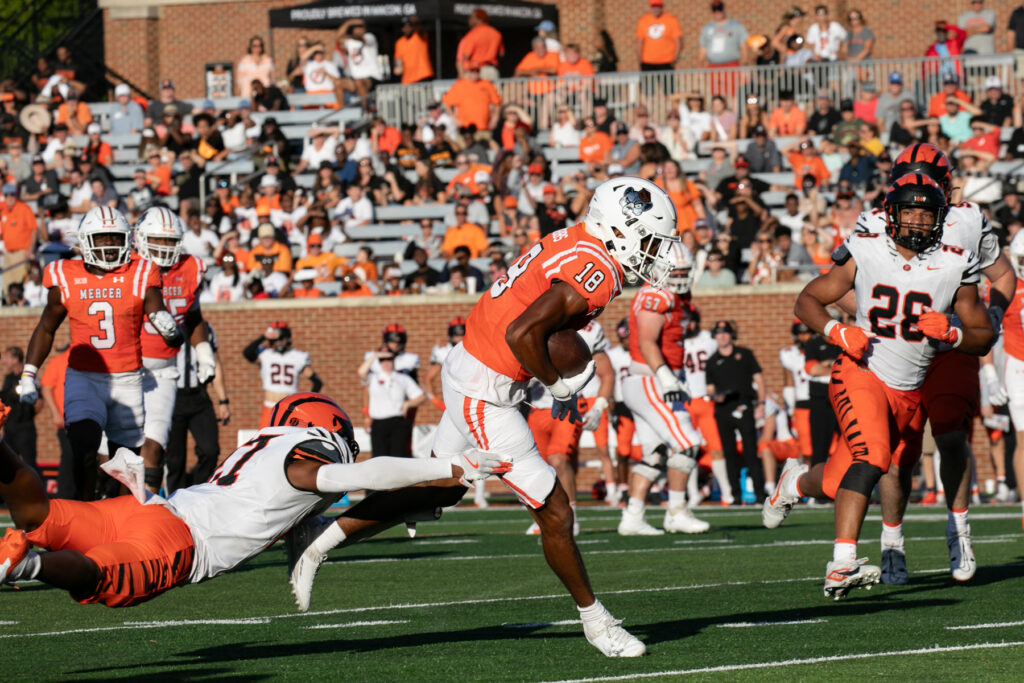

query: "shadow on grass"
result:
(94, 667), (273, 682)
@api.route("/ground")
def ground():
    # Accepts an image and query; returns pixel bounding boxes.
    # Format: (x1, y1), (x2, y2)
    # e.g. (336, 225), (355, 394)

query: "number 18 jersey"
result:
(463, 224), (624, 382)
(840, 233), (980, 390)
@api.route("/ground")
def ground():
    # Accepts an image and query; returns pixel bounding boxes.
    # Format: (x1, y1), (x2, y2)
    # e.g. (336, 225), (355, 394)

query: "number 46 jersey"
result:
(839, 233), (980, 391)
(463, 224), (624, 383)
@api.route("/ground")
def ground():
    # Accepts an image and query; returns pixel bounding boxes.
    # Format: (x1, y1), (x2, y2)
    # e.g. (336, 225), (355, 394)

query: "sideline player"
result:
(779, 320), (813, 463)
(853, 143), (1014, 582)
(0, 394), (498, 606)
(135, 207), (217, 491)
(289, 178), (680, 657)
(19, 206), (183, 501)
(606, 318), (635, 503)
(682, 304), (728, 505)
(1002, 232), (1024, 529)
(368, 323), (420, 381)
(764, 174), (994, 599)
(524, 320), (614, 536)
(618, 243), (709, 536)
(243, 322), (322, 427)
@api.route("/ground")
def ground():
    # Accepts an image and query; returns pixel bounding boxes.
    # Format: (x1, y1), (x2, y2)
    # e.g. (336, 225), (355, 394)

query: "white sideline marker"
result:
(305, 620), (408, 630)
(541, 640), (1024, 683)
(717, 619), (827, 628)
(947, 620), (1024, 631)
(0, 621), (18, 626)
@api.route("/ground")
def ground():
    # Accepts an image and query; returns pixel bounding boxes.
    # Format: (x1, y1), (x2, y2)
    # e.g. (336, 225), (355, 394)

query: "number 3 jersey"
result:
(258, 348), (311, 394)
(140, 254), (206, 360)
(43, 258), (161, 373)
(166, 426), (345, 583)
(459, 224), (624, 392)
(838, 233), (980, 390)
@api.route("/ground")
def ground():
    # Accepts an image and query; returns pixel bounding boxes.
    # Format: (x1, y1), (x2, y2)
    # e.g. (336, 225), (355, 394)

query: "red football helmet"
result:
(890, 143), (953, 199)
(382, 323), (408, 349)
(269, 392), (359, 457)
(448, 316), (467, 340)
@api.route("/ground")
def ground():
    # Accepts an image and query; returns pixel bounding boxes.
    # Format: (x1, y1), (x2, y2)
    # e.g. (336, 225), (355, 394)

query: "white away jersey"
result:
(528, 323), (610, 409)
(764, 396), (795, 441)
(855, 202), (999, 269)
(607, 345), (631, 402)
(430, 342), (456, 366)
(258, 348), (311, 394)
(779, 344), (811, 403)
(840, 232), (981, 390)
(683, 330), (717, 398)
(166, 427), (346, 583)
(363, 349), (420, 379)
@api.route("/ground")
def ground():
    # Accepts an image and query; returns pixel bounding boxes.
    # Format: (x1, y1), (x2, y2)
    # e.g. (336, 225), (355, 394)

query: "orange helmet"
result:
(890, 143), (953, 198)
(269, 392), (359, 457)
(383, 323), (407, 348)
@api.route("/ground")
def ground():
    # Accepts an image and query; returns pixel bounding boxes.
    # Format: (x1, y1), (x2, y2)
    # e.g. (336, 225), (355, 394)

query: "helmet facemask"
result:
(886, 203), (946, 252)
(83, 231), (131, 270)
(139, 234), (182, 268)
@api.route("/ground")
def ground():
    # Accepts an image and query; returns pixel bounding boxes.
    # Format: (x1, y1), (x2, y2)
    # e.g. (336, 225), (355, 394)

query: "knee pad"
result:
(632, 462), (662, 482)
(838, 461), (883, 496)
(641, 444), (666, 468)
(67, 420), (102, 457)
(666, 447), (698, 474)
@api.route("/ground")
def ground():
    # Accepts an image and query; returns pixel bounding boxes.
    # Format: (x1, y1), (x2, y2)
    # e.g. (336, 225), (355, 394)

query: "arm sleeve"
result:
(242, 336), (265, 362)
(315, 456), (452, 493)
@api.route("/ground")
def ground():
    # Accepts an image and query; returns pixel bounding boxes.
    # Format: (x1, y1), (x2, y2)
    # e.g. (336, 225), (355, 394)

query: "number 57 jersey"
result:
(840, 233), (981, 390)
(460, 224), (624, 391)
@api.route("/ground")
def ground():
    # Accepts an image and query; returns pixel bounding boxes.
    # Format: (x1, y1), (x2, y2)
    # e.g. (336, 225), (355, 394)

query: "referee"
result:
(359, 348), (427, 457)
(802, 319), (841, 467)
(705, 320), (767, 504)
(165, 322), (231, 492)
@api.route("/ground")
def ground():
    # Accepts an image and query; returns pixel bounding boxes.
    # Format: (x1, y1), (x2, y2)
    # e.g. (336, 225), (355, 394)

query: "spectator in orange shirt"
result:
(441, 205), (489, 258)
(578, 116), (613, 171)
(927, 73), (971, 118)
(145, 149), (172, 196)
(246, 222), (293, 273)
(83, 123), (113, 167)
(785, 139), (831, 188)
(295, 233), (342, 282)
(443, 62), (502, 133)
(768, 90), (807, 136)
(255, 174), (283, 215)
(636, 0), (682, 70)
(394, 16), (434, 84)
(556, 43), (595, 93)
(291, 270), (323, 298)
(370, 117), (402, 156)
(0, 183), (37, 291)
(515, 37), (560, 127)
(54, 89), (92, 136)
(456, 9), (504, 81)
(338, 273), (374, 297)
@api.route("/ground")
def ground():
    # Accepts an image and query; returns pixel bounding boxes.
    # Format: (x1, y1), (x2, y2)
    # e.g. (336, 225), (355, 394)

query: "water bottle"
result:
(739, 467), (757, 504)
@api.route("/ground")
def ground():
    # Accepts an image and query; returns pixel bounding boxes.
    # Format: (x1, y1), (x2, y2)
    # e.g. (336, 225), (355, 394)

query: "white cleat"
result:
(663, 506), (709, 534)
(880, 538), (908, 586)
(762, 458), (807, 529)
(618, 512), (665, 536)
(996, 481), (1010, 503)
(285, 515), (335, 612)
(947, 524), (977, 582)
(525, 521), (541, 536)
(583, 613), (646, 657)
(824, 558), (881, 600)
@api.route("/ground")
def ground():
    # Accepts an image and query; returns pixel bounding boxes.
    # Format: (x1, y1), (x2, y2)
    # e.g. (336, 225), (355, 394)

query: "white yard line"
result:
(541, 641), (1024, 682)
(947, 620), (1024, 631)
(716, 619), (827, 628)
(304, 620), (408, 630)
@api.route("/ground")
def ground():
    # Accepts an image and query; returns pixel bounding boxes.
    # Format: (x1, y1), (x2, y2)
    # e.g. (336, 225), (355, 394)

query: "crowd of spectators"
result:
(0, 2), (1023, 305)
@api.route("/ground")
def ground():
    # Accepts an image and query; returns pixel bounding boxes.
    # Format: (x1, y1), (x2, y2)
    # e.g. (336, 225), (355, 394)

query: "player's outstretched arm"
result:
(506, 281), (589, 387)
(286, 451), (510, 493)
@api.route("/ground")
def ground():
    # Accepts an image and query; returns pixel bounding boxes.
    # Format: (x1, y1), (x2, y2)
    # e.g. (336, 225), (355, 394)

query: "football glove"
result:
(195, 341), (216, 384)
(655, 365), (690, 404)
(981, 363), (1008, 406)
(454, 451), (513, 483)
(148, 310), (184, 348)
(18, 365), (38, 404)
(551, 396), (584, 424)
(582, 397), (608, 431)
(546, 360), (596, 401)
(825, 320), (874, 360)
(917, 310), (963, 347)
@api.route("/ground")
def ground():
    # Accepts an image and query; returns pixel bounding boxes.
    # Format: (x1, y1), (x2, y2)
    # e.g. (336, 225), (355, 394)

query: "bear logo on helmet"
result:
(619, 187), (653, 218)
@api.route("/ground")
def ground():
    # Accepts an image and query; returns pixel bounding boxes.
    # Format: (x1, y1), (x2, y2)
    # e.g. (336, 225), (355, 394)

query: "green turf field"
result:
(3, 502), (1024, 681)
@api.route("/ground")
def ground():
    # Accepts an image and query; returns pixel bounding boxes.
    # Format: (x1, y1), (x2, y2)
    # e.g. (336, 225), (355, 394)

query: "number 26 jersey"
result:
(839, 232), (980, 391)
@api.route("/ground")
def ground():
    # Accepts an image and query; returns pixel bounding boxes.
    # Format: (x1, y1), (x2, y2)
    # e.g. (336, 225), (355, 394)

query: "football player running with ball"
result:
(852, 143), (1014, 583)
(289, 178), (680, 657)
(764, 174), (993, 599)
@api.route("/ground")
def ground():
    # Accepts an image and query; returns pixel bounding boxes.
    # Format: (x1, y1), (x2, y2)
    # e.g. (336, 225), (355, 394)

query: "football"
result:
(546, 329), (591, 377)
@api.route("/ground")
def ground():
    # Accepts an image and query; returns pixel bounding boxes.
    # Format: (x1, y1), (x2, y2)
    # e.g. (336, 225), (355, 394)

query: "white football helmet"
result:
(77, 206), (132, 270)
(584, 177), (679, 287)
(135, 206), (184, 268)
(1010, 230), (1024, 281)
(665, 242), (694, 295)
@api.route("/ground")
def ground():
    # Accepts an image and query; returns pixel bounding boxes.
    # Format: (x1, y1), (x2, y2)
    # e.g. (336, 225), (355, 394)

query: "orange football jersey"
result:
(1002, 279), (1024, 361)
(463, 224), (623, 381)
(628, 285), (688, 370)
(140, 254), (206, 359)
(44, 258), (160, 373)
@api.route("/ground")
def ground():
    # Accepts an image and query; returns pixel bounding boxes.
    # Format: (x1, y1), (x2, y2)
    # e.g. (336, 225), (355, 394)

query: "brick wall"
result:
(101, 0), (1017, 98)
(0, 284), (997, 487)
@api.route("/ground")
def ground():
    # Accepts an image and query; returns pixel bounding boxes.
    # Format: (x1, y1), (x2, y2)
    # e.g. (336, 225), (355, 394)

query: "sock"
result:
(9, 551), (41, 582)
(667, 489), (685, 510)
(833, 539), (857, 564)
(687, 472), (700, 503)
(711, 459), (733, 501)
(474, 480), (486, 499)
(605, 480), (617, 494)
(881, 522), (903, 547)
(311, 522), (347, 554)
(948, 508), (969, 533)
(578, 599), (608, 624)
(569, 502), (577, 523)
(781, 471), (802, 499)
(626, 497), (645, 516)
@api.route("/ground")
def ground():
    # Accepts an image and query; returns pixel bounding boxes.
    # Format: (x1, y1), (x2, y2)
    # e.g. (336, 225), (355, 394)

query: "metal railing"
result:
(377, 54), (1017, 129)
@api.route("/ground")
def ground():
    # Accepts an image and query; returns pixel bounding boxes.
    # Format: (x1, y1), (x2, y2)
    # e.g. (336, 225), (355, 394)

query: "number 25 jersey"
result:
(43, 258), (161, 374)
(840, 233), (980, 390)
(462, 224), (624, 382)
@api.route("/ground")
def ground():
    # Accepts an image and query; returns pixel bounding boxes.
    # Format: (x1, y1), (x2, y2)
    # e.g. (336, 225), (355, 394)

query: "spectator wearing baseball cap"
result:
(394, 16), (435, 85)
(874, 72), (906, 133)
(18, 155), (59, 203)
(784, 138), (830, 189)
(610, 122), (640, 175)
(247, 222), (293, 273)
(83, 121), (113, 167)
(980, 75), (1013, 126)
(0, 183), (37, 292)
(853, 81), (879, 126)
(54, 88), (92, 136)
(442, 61), (502, 133)
(715, 156), (769, 208)
(832, 99), (864, 145)
(926, 23), (966, 89)
(698, 1), (749, 68)
(536, 20), (562, 57)
(148, 78), (192, 122)
(110, 83), (143, 136)
(742, 124), (781, 173)
(637, 0), (682, 71)
(578, 115), (613, 167)
(808, 90), (841, 138)
(296, 232), (344, 283)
